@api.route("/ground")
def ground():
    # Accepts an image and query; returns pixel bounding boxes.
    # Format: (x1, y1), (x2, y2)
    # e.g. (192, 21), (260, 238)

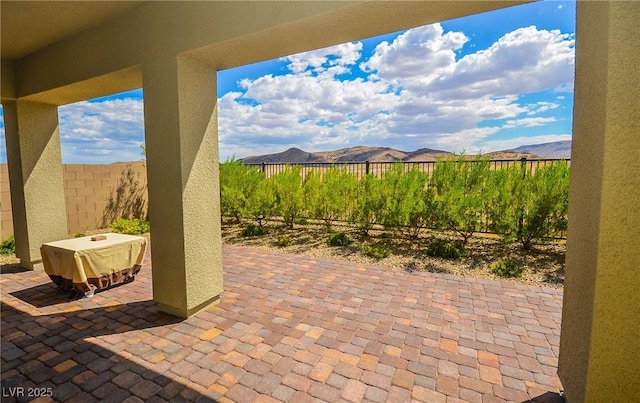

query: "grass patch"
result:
(241, 224), (268, 237)
(361, 244), (391, 259)
(277, 235), (292, 247)
(426, 238), (466, 259)
(1, 235), (16, 255)
(490, 259), (523, 278)
(327, 232), (353, 247)
(111, 218), (150, 235)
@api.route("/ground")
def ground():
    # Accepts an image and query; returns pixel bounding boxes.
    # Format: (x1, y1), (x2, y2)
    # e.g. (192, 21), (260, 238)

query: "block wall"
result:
(0, 162), (148, 239)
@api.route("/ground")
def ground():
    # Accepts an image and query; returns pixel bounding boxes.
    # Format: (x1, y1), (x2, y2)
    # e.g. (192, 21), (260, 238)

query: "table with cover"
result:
(40, 233), (147, 297)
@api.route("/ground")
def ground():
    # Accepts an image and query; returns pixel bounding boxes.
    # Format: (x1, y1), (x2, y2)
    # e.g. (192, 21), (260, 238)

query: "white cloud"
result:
(421, 26), (575, 99)
(526, 101), (559, 115)
(58, 98), (145, 163)
(219, 23), (574, 158)
(361, 24), (469, 85)
(503, 116), (557, 129)
(283, 42), (363, 74)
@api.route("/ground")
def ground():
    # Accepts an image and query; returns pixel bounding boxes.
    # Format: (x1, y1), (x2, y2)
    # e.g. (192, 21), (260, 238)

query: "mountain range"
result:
(241, 140), (571, 163)
(509, 140), (571, 159)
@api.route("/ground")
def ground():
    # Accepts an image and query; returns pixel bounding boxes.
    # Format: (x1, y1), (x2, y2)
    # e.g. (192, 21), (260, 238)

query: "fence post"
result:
(520, 157), (527, 178)
(518, 157), (527, 239)
(365, 160), (370, 175)
(261, 162), (266, 175)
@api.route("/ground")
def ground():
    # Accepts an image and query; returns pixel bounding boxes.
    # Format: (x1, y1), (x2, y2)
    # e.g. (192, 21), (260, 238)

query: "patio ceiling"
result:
(0, 1), (144, 60)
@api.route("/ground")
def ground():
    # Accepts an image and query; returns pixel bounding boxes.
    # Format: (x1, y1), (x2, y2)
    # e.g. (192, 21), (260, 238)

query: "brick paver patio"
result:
(1, 245), (564, 402)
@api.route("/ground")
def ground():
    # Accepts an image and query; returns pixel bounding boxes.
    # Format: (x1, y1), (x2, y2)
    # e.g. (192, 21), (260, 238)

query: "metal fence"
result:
(246, 158), (571, 178)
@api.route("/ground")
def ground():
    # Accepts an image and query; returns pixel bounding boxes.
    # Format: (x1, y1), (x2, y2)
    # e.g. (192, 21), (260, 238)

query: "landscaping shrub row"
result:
(220, 155), (570, 250)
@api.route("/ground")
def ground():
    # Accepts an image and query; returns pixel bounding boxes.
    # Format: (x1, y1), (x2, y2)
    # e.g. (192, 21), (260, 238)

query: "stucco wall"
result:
(0, 161), (147, 239)
(0, 164), (12, 239)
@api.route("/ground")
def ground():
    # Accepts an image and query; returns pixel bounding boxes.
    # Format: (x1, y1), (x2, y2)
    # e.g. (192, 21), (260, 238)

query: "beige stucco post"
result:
(142, 53), (223, 318)
(558, 2), (640, 402)
(2, 101), (68, 270)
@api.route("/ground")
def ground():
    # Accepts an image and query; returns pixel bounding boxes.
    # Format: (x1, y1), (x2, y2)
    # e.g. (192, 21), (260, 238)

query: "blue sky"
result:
(0, 1), (575, 164)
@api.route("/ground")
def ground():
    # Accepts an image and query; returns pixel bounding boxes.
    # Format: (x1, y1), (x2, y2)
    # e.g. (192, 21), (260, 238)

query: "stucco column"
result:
(142, 53), (223, 318)
(2, 101), (68, 270)
(558, 2), (640, 402)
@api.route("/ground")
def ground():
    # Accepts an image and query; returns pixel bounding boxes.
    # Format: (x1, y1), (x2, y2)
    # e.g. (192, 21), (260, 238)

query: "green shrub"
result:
(276, 235), (292, 247)
(0, 235), (16, 255)
(379, 163), (432, 238)
(241, 224), (268, 237)
(431, 155), (490, 245)
(111, 218), (150, 235)
(487, 161), (570, 250)
(426, 238), (466, 259)
(304, 166), (357, 230)
(249, 178), (277, 226)
(327, 232), (353, 247)
(361, 244), (391, 259)
(350, 174), (384, 235)
(271, 165), (305, 229)
(490, 259), (523, 278)
(74, 232), (86, 238)
(220, 159), (266, 223)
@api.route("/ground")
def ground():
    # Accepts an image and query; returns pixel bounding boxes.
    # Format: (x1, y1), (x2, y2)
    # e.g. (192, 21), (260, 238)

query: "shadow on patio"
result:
(1, 245), (564, 402)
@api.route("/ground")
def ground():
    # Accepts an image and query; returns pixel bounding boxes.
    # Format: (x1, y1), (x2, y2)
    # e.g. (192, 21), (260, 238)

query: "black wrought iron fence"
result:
(246, 158), (570, 178)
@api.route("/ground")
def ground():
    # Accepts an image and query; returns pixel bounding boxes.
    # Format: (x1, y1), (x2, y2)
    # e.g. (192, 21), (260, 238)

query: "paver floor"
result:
(1, 245), (564, 402)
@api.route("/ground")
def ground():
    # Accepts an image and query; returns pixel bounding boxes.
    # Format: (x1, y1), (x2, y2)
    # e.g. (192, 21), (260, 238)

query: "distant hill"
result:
(508, 140), (571, 159)
(241, 147), (324, 164)
(241, 146), (452, 164)
(240, 144), (549, 164)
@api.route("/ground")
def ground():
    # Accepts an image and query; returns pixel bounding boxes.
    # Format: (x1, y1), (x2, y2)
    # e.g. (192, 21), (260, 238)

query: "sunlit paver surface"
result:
(1, 245), (564, 402)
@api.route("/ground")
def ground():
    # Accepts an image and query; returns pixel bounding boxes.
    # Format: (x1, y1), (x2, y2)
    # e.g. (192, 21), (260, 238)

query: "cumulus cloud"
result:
(422, 26), (574, 99)
(58, 98), (145, 163)
(283, 42), (363, 74)
(503, 116), (557, 129)
(361, 24), (469, 84)
(219, 23), (574, 158)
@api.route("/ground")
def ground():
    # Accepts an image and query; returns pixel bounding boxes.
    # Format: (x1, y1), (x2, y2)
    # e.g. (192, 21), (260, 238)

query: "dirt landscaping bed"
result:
(2, 222), (565, 288)
(221, 219), (565, 288)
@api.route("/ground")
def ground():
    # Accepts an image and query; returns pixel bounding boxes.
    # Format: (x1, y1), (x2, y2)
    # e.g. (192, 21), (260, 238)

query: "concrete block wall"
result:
(0, 162), (148, 239)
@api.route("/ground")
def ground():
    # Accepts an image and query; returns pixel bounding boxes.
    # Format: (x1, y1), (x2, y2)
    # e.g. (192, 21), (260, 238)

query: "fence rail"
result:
(246, 158), (571, 178)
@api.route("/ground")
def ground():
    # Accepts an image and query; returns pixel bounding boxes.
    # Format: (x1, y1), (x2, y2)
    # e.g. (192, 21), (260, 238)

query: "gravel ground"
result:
(222, 220), (565, 288)
(1, 223), (565, 288)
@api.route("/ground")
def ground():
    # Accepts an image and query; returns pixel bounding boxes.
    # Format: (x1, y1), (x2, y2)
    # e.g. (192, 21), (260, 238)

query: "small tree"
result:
(271, 165), (305, 229)
(219, 159), (265, 223)
(431, 155), (490, 245)
(248, 178), (276, 226)
(487, 161), (570, 250)
(304, 166), (357, 230)
(379, 163), (431, 238)
(350, 173), (384, 235)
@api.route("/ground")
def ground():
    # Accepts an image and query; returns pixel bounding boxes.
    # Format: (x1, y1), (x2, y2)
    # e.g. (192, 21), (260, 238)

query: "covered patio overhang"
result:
(1, 1), (638, 401)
